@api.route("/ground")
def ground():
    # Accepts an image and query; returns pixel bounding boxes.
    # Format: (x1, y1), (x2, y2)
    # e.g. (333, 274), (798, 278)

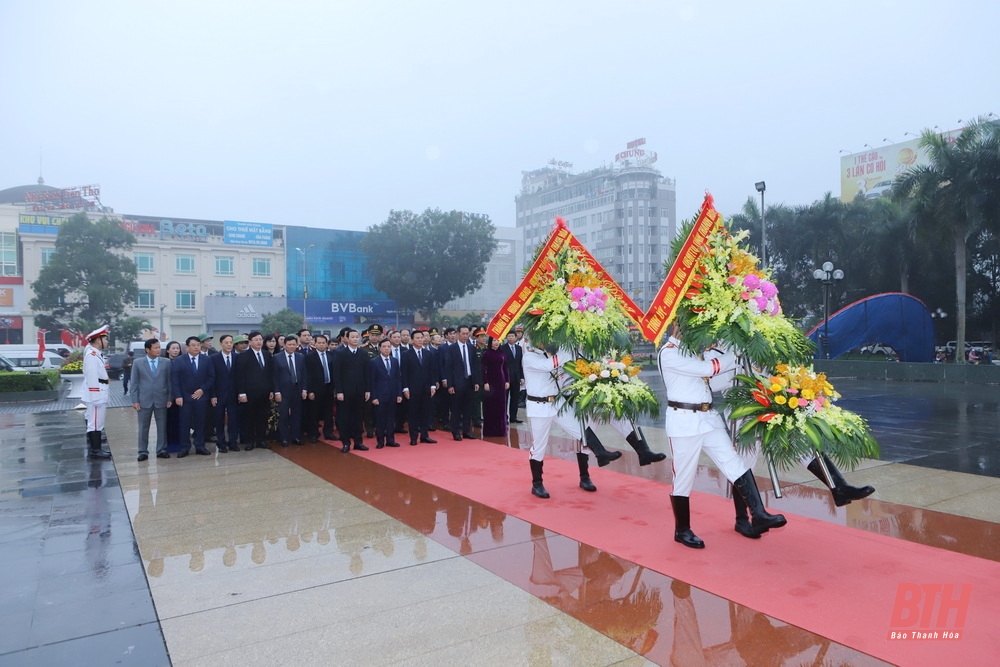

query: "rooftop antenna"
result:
(38, 146), (44, 185)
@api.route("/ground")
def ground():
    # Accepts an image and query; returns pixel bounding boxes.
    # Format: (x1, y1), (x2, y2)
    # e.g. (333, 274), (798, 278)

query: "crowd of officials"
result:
(128, 324), (529, 461)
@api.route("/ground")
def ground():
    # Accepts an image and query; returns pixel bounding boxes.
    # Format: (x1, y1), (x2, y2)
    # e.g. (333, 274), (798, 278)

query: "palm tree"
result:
(892, 116), (1000, 363)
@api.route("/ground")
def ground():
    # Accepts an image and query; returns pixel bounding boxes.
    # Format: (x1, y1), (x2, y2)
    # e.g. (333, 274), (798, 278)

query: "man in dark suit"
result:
(503, 331), (525, 423)
(401, 330), (438, 446)
(172, 335), (216, 457)
(333, 328), (370, 453)
(368, 339), (402, 448)
(129, 338), (173, 461)
(445, 324), (481, 441)
(273, 334), (308, 447)
(305, 334), (336, 441)
(210, 334), (241, 453)
(235, 331), (273, 451)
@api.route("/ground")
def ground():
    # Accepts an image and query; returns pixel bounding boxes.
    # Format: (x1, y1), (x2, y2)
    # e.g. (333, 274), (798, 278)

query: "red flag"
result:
(37, 329), (48, 361)
(60, 329), (73, 347)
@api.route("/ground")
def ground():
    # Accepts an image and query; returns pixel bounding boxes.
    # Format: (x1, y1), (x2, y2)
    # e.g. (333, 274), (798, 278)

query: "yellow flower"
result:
(621, 355), (633, 367)
(788, 397), (800, 409)
(801, 389), (815, 400)
(774, 395), (787, 405)
(611, 369), (620, 377)
(769, 383), (782, 392)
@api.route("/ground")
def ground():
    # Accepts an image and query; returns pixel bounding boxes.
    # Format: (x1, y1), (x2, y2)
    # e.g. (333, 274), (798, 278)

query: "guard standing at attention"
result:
(82, 325), (113, 459)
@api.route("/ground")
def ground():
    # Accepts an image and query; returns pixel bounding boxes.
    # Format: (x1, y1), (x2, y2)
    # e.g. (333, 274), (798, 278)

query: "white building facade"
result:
(515, 141), (677, 311)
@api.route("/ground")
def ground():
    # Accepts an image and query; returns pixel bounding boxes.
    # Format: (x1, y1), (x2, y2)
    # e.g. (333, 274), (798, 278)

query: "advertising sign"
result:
(287, 299), (398, 324)
(18, 213), (70, 234)
(840, 129), (962, 202)
(224, 220), (273, 247)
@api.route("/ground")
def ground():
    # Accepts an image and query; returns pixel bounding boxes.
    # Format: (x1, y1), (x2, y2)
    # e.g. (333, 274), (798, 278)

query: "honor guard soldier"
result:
(472, 327), (488, 427)
(658, 330), (786, 548)
(82, 325), (113, 458)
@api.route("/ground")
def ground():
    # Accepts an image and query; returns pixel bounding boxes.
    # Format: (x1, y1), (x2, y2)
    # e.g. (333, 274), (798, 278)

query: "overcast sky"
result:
(2, 1), (998, 232)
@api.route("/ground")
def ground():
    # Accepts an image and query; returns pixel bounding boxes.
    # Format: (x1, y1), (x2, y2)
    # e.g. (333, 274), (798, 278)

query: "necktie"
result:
(151, 358), (157, 375)
(226, 355), (231, 370)
(191, 355), (197, 371)
(256, 351), (263, 367)
(288, 354), (296, 382)
(417, 349), (422, 364)
(394, 348), (399, 362)
(384, 357), (391, 374)
(321, 353), (330, 383)
(461, 344), (470, 377)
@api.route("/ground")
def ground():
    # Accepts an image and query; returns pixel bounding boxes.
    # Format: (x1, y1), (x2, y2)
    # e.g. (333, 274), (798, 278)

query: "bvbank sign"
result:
(287, 299), (397, 324)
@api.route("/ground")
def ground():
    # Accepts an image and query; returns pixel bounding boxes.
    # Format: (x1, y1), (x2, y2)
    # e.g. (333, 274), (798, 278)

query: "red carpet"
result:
(353, 439), (1000, 666)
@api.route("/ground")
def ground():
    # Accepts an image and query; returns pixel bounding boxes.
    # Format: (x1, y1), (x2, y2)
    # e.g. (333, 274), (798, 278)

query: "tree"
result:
(360, 208), (497, 319)
(116, 316), (154, 345)
(259, 307), (307, 336)
(29, 213), (138, 340)
(893, 117), (1000, 362)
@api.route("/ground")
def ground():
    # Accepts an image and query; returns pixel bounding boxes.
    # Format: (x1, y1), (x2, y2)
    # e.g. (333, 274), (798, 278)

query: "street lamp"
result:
(813, 261), (844, 359)
(755, 181), (766, 267)
(295, 245), (315, 327)
(159, 304), (166, 342)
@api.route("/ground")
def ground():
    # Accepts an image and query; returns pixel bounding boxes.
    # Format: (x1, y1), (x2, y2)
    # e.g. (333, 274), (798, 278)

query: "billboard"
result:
(840, 129), (962, 202)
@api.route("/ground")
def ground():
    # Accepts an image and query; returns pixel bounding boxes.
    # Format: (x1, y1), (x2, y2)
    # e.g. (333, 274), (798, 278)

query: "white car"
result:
(865, 180), (894, 199)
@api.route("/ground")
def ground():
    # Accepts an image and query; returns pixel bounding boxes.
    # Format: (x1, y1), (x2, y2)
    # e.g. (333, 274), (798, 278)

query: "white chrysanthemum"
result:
(600, 370), (611, 378)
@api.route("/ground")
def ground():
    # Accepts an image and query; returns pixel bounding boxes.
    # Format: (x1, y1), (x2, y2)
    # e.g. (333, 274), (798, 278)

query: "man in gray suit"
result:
(130, 338), (173, 462)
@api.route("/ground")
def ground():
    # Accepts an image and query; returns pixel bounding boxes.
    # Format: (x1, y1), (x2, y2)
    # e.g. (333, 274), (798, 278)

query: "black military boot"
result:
(625, 426), (667, 466)
(530, 459), (550, 498)
(733, 488), (760, 539)
(670, 495), (704, 548)
(577, 453), (597, 492)
(584, 427), (623, 467)
(807, 455), (875, 507)
(87, 431), (111, 459)
(732, 470), (786, 532)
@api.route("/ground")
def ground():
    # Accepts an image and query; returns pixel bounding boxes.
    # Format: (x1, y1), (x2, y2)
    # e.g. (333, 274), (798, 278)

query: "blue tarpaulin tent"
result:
(805, 293), (934, 362)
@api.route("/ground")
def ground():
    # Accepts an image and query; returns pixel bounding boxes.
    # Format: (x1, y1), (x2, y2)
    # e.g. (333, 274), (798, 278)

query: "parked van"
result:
(0, 344), (72, 358)
(0, 355), (28, 372)
(1, 350), (66, 371)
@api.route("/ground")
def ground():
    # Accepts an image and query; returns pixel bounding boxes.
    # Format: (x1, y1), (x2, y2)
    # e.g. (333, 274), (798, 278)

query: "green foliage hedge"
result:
(0, 373), (54, 392)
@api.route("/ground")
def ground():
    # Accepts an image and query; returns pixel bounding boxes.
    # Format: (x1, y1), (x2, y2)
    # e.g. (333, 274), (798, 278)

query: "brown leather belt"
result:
(667, 400), (712, 412)
(526, 394), (556, 403)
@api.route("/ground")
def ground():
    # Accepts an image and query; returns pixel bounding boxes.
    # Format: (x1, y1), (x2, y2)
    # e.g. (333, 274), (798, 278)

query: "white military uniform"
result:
(523, 346), (584, 462)
(82, 339), (110, 433)
(658, 336), (748, 496)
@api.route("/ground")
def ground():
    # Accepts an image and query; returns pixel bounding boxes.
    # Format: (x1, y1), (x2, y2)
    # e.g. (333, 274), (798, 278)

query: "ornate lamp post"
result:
(813, 261), (844, 359)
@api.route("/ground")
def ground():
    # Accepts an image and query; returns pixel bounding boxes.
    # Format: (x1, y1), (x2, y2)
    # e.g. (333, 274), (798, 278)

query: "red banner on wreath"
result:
(486, 218), (643, 339)
(638, 193), (724, 345)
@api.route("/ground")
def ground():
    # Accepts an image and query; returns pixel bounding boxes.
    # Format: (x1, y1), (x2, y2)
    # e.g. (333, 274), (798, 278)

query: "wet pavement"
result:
(1, 375), (998, 665)
(0, 412), (169, 665)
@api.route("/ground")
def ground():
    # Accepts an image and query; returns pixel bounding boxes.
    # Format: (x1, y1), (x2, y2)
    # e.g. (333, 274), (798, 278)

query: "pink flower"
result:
(570, 287), (586, 300)
(727, 276), (738, 285)
(743, 274), (761, 289)
(740, 291), (750, 300)
(768, 300), (781, 316)
(755, 296), (768, 312)
(760, 281), (777, 298)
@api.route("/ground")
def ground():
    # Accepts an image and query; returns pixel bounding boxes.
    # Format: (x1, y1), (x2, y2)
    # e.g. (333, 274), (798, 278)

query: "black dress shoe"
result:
(323, 433), (335, 441)
(218, 445), (228, 454)
(280, 441), (290, 447)
(342, 443), (351, 453)
(410, 440), (418, 446)
(229, 443), (241, 452)
(511, 419), (524, 424)
(177, 449), (190, 458)
(385, 441), (400, 448)
(462, 432), (475, 440)
(244, 443), (255, 451)
(259, 442), (271, 449)
(420, 437), (437, 444)
(452, 433), (463, 441)
(137, 453), (148, 462)
(156, 451), (170, 459)
(309, 436), (319, 443)
(292, 439), (303, 445)
(365, 431), (375, 439)
(195, 448), (211, 455)
(354, 443), (370, 451)
(376, 442), (385, 449)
